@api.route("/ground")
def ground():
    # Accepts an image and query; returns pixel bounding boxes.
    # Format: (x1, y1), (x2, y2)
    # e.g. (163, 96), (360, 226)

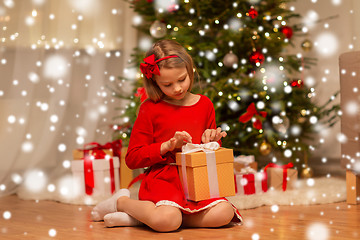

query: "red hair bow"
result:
(239, 103), (267, 130)
(140, 54), (178, 79)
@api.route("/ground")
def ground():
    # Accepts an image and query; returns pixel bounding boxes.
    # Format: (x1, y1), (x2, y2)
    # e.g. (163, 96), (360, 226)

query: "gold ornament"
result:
(150, 20), (167, 38)
(301, 167), (314, 178)
(259, 91), (267, 97)
(223, 51), (239, 67)
(301, 39), (313, 52)
(298, 116), (306, 123)
(259, 141), (272, 155)
(301, 151), (313, 178)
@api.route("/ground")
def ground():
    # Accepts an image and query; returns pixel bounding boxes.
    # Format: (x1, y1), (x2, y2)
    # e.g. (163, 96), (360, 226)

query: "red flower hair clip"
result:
(140, 54), (178, 79)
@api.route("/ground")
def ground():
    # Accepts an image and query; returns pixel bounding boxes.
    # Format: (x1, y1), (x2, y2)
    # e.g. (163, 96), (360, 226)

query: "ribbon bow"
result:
(182, 142), (220, 154)
(234, 155), (255, 165)
(239, 103), (267, 130)
(140, 54), (178, 79)
(238, 166), (257, 174)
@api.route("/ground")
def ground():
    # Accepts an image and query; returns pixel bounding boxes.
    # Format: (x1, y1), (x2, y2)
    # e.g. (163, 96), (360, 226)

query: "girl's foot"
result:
(104, 212), (143, 227)
(91, 189), (130, 221)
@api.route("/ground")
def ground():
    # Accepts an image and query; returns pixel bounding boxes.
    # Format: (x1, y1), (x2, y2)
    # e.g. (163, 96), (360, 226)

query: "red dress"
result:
(125, 94), (242, 224)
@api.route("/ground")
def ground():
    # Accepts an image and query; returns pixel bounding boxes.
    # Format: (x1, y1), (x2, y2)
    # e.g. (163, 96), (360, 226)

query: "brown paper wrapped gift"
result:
(175, 147), (235, 202)
(265, 163), (298, 191)
(233, 155), (258, 172)
(120, 147), (134, 189)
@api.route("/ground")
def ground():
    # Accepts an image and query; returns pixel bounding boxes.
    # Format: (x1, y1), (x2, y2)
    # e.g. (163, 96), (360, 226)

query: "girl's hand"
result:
(201, 127), (227, 144)
(160, 131), (192, 155)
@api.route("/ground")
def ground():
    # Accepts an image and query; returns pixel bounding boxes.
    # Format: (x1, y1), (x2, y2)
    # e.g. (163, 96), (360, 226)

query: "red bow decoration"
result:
(140, 54), (178, 79)
(264, 162), (294, 191)
(81, 140), (122, 195)
(239, 103), (267, 130)
(135, 87), (148, 103)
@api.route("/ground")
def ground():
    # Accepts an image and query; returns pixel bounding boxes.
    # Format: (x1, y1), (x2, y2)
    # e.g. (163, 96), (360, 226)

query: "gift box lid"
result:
(71, 157), (119, 172)
(175, 148), (234, 168)
(72, 149), (114, 160)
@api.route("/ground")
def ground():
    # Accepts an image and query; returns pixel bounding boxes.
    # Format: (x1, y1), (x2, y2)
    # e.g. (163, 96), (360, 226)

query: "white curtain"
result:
(0, 0), (137, 202)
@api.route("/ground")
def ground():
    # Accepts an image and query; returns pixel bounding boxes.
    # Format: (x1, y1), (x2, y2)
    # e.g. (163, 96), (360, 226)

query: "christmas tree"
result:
(111, 0), (339, 171)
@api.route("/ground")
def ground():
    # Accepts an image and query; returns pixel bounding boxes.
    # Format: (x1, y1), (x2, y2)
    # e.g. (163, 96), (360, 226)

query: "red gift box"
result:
(234, 168), (267, 195)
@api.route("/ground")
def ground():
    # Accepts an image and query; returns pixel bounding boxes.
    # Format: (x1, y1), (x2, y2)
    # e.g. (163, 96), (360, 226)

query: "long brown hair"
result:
(142, 39), (195, 102)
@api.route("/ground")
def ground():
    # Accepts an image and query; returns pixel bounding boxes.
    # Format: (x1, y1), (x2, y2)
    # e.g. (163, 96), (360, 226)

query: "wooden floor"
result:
(0, 195), (359, 239)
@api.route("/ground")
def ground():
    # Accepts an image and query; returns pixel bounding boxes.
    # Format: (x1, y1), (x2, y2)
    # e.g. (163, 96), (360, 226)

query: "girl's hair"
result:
(143, 39), (195, 102)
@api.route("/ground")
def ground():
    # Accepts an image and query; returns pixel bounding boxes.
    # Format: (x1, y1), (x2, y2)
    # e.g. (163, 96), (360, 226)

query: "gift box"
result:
(233, 155), (258, 172)
(120, 147), (134, 188)
(234, 168), (267, 195)
(71, 157), (120, 198)
(264, 163), (298, 191)
(175, 142), (235, 202)
(346, 170), (360, 204)
(71, 140), (123, 197)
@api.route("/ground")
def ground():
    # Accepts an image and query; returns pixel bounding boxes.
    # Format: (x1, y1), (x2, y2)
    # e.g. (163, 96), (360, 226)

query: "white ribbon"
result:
(181, 142), (220, 154)
(254, 172), (264, 193)
(237, 166), (257, 175)
(234, 155), (255, 165)
(236, 174), (245, 195)
(181, 142), (221, 199)
(181, 153), (190, 199)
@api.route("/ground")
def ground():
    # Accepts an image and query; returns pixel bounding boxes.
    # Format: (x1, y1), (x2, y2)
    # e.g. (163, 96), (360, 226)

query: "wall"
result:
(289, 0), (359, 159)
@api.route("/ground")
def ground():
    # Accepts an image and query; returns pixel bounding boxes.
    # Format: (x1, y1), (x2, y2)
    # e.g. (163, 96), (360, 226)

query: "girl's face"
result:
(154, 67), (191, 101)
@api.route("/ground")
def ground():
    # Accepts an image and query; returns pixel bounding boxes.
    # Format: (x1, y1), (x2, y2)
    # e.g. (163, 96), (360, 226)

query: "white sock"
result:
(91, 189), (130, 221)
(104, 212), (143, 227)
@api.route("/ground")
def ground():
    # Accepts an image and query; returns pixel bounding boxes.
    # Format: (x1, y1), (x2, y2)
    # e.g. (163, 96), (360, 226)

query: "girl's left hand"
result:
(201, 127), (227, 143)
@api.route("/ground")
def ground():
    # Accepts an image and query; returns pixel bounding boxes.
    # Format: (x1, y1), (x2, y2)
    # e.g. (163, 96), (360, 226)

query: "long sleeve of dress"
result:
(206, 102), (222, 146)
(125, 103), (166, 170)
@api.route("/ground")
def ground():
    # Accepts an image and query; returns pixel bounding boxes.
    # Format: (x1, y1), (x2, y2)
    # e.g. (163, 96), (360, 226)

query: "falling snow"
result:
(0, 0), (358, 238)
(306, 223), (329, 240)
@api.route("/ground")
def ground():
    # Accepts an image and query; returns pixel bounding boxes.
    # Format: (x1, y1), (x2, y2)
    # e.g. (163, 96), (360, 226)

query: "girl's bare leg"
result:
(182, 202), (234, 228)
(117, 196), (182, 232)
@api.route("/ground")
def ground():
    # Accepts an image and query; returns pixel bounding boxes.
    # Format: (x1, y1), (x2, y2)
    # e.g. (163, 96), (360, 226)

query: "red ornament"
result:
(281, 26), (293, 39)
(249, 51), (265, 65)
(290, 79), (304, 88)
(247, 7), (258, 19)
(135, 87), (148, 102)
(167, 4), (178, 12)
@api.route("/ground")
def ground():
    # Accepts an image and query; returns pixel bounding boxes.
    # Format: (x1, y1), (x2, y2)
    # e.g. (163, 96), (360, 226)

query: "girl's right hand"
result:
(160, 131), (192, 155)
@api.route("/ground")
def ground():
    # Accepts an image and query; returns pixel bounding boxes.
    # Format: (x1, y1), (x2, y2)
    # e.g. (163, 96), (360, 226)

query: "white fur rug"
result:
(17, 177), (346, 209)
(227, 177), (346, 209)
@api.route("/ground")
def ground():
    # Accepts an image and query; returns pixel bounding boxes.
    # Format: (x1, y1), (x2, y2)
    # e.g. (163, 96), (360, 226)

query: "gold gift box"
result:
(175, 148), (235, 202)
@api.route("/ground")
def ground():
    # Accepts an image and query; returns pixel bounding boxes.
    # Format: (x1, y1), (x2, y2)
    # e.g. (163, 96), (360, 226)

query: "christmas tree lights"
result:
(111, 0), (340, 170)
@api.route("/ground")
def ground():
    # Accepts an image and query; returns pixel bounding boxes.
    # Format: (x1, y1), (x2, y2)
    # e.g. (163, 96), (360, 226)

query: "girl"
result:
(91, 39), (242, 232)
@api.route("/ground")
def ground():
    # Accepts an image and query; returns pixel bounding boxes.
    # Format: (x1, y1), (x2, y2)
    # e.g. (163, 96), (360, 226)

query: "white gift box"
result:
(71, 157), (120, 199)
